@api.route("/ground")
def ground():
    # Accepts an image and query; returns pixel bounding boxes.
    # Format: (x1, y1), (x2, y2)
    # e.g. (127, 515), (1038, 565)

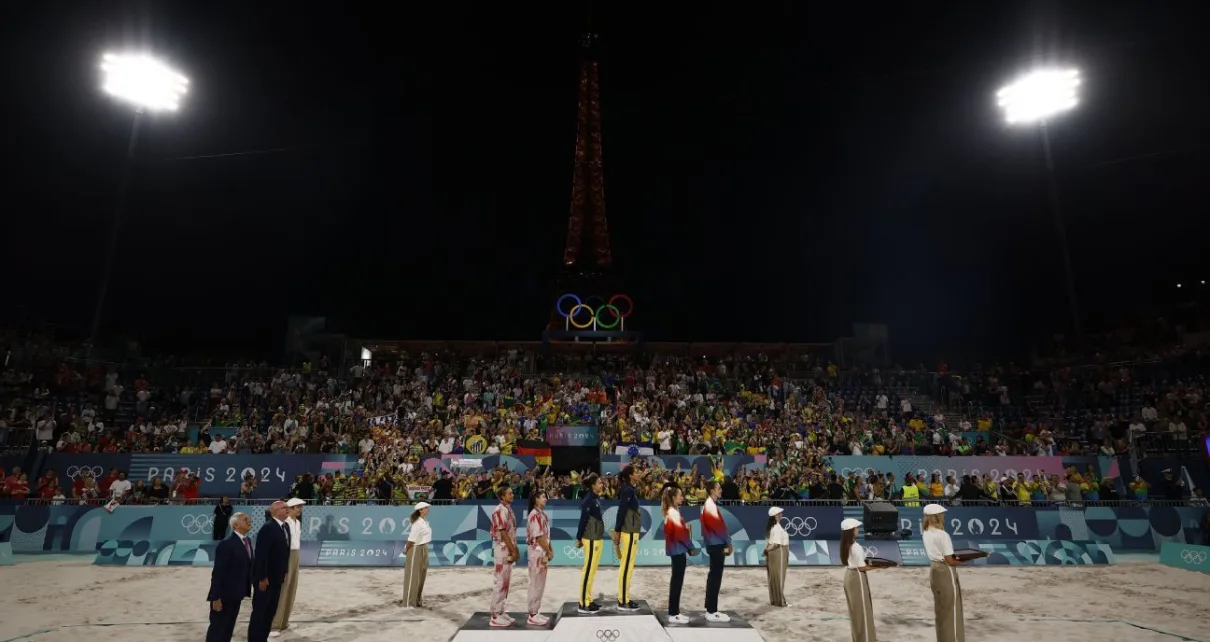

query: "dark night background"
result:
(3, 1), (1207, 363)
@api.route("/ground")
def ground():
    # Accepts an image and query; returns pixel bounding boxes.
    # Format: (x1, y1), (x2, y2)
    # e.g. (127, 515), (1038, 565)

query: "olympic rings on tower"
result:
(555, 294), (633, 330)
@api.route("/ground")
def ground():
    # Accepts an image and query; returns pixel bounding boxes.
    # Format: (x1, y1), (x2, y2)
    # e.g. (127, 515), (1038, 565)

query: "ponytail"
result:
(840, 527), (857, 566)
(660, 486), (679, 516)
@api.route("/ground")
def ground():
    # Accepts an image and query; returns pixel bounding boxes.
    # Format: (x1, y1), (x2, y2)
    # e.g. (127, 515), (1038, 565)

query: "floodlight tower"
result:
(91, 53), (189, 343)
(997, 69), (1083, 350)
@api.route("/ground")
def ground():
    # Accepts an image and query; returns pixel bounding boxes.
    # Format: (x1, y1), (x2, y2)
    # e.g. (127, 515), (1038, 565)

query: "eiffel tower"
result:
(546, 27), (634, 339)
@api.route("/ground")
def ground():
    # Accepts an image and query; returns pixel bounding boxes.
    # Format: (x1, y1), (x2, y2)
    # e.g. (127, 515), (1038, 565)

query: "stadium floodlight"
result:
(996, 68), (1080, 125)
(90, 52), (190, 345)
(995, 67), (1085, 350)
(100, 52), (189, 112)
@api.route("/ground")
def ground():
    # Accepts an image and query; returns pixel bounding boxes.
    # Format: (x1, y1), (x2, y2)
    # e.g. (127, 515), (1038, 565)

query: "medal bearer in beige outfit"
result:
(270, 498), (305, 637)
(402, 502), (432, 608)
(922, 503), (967, 642)
(762, 507), (790, 607)
(840, 518), (881, 642)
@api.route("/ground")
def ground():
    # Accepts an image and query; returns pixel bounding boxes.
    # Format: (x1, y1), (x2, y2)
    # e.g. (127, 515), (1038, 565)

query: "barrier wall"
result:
(0, 542), (11, 566)
(91, 537), (1114, 568)
(820, 455), (1119, 487)
(43, 453), (362, 498)
(4, 501), (1201, 564)
(599, 455), (766, 476)
(419, 455), (537, 474)
(1159, 541), (1210, 574)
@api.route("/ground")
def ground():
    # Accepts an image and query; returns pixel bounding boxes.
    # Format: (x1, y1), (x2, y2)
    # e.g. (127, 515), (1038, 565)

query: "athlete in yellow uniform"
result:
(613, 466), (642, 610)
(575, 474), (606, 613)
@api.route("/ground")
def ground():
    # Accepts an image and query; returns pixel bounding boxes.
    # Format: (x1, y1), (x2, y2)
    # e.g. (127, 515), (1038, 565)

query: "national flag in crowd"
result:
(614, 443), (655, 457)
(516, 440), (552, 466)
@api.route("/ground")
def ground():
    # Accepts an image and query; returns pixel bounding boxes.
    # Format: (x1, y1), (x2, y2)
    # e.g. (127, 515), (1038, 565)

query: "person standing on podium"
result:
(575, 474), (606, 614)
(700, 480), (732, 622)
(489, 485), (520, 628)
(613, 465), (642, 611)
(661, 486), (696, 625)
(525, 491), (553, 626)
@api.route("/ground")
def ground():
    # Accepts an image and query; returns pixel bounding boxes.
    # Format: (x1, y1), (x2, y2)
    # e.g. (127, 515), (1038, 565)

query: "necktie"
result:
(243, 536), (252, 558)
(282, 521), (291, 542)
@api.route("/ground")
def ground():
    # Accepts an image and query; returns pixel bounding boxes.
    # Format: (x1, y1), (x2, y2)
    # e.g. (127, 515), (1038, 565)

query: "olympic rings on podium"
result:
(555, 294), (633, 329)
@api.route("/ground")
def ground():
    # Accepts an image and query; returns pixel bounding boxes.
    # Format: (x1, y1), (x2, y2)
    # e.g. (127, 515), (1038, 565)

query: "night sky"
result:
(4, 1), (1207, 362)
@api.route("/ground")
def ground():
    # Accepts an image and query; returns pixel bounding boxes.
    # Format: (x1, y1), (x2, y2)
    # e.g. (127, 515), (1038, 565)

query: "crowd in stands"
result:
(2, 329), (1207, 505)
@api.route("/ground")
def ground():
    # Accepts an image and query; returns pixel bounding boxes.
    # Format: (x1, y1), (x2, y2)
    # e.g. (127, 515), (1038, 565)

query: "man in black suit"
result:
(206, 512), (253, 642)
(249, 500), (291, 642)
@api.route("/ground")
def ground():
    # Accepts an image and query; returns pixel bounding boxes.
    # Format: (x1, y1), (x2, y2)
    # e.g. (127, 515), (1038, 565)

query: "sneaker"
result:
(618, 601), (641, 611)
(577, 602), (602, 614)
(502, 613), (516, 623)
(269, 632), (281, 638)
(704, 612), (731, 623)
(667, 614), (691, 625)
(527, 614), (550, 626)
(489, 615), (512, 628)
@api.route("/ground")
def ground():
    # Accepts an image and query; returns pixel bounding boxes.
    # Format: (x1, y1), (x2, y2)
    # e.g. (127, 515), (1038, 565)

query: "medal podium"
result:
(449, 601), (765, 642)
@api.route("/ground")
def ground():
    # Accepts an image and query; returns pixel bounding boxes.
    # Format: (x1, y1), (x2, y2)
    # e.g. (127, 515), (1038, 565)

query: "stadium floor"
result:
(1, 557), (1206, 642)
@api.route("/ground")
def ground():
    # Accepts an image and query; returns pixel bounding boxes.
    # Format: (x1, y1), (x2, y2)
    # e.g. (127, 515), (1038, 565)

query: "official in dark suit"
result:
(206, 512), (253, 642)
(249, 500), (291, 642)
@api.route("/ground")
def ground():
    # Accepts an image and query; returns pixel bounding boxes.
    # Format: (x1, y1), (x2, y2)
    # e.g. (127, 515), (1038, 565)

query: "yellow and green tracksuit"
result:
(615, 483), (641, 605)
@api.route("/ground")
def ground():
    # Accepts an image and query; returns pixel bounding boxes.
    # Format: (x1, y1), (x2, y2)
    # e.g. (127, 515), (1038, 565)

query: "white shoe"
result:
(667, 614), (691, 625)
(502, 613), (516, 623)
(269, 632), (281, 638)
(704, 612), (731, 623)
(527, 614), (549, 626)
(489, 615), (512, 628)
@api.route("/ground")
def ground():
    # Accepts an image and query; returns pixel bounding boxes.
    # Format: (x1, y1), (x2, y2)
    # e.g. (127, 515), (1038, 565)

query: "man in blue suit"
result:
(206, 512), (252, 642)
(249, 500), (291, 642)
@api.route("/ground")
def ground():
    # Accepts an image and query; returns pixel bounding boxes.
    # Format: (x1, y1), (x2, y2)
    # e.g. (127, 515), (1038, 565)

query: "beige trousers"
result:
(765, 544), (788, 606)
(271, 550), (300, 631)
(929, 561), (965, 642)
(402, 543), (429, 607)
(844, 567), (876, 642)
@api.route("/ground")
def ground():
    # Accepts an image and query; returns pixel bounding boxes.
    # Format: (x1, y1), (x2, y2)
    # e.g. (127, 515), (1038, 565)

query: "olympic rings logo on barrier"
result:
(563, 545), (585, 560)
(66, 466), (104, 479)
(596, 630), (621, 641)
(862, 545), (879, 558)
(182, 514), (214, 535)
(779, 515), (818, 537)
(1181, 549), (1207, 565)
(555, 294), (634, 330)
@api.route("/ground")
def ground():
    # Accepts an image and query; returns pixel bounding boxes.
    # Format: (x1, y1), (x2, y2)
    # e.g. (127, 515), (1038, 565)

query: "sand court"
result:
(1, 557), (1208, 642)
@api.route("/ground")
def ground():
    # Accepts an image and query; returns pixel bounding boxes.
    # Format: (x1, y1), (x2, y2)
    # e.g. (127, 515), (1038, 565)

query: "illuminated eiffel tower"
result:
(546, 26), (634, 340)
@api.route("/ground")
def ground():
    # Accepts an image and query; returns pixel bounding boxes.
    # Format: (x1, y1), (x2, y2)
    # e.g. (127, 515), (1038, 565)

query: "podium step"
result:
(448, 611), (557, 642)
(549, 600), (670, 641)
(449, 601), (766, 642)
(655, 611), (766, 642)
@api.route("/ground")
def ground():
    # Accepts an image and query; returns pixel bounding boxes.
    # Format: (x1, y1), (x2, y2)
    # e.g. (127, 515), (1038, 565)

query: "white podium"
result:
(447, 610), (557, 642)
(547, 601), (670, 642)
(448, 601), (765, 642)
(655, 610), (766, 642)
